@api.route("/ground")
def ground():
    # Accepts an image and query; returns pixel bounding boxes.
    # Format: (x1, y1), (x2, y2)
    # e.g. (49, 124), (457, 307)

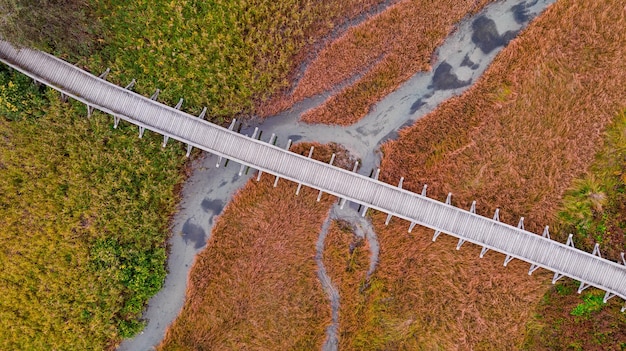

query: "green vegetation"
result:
(1, 0), (382, 347)
(571, 292), (605, 318)
(84, 0), (379, 121)
(0, 67), (186, 349)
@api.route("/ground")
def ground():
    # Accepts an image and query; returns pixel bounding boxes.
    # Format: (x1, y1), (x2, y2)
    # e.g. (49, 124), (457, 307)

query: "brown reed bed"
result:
(158, 143), (352, 350)
(327, 0), (626, 348)
(258, 0), (493, 123)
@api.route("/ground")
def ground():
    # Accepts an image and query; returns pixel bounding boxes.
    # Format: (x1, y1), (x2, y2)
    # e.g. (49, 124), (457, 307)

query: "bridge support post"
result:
(432, 193), (452, 241)
(125, 79), (136, 90)
(112, 79), (136, 129)
(138, 89), (160, 138)
(240, 128), (259, 176)
(88, 69), (111, 118)
(408, 184), (427, 232)
(528, 226), (550, 274)
(217, 119), (237, 167)
(185, 107), (207, 157)
(296, 146), (314, 195)
(552, 234), (575, 283)
(386, 177), (404, 225)
(603, 291), (616, 303)
(504, 217), (524, 266)
(576, 244), (602, 293)
(317, 153), (336, 201)
(257, 133), (276, 181)
(339, 160), (359, 208)
(150, 89), (160, 101)
(163, 98), (184, 147)
(456, 200), (476, 250)
(274, 139), (292, 187)
(361, 168), (380, 217)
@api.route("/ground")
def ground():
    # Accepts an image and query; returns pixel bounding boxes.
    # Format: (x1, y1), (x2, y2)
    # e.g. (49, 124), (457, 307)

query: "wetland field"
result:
(1, 0), (625, 350)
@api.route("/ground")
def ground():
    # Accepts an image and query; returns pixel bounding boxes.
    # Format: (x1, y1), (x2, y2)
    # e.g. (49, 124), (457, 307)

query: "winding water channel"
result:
(118, 0), (555, 349)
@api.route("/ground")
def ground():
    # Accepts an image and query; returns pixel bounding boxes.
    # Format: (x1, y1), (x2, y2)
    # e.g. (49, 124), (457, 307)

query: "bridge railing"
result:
(1, 40), (624, 311)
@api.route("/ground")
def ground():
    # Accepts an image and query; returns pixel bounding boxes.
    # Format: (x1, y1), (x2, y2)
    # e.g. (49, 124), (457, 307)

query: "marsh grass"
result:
(327, 0), (626, 349)
(260, 0), (494, 124)
(0, 67), (187, 349)
(159, 143), (354, 350)
(521, 111), (626, 350)
(83, 0), (386, 123)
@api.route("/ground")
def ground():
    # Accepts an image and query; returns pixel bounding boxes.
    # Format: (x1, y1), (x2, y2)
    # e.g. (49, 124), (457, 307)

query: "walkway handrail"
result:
(1, 40), (625, 305)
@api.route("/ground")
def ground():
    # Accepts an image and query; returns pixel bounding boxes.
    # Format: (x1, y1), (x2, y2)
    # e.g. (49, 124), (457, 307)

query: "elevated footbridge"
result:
(1, 41), (624, 309)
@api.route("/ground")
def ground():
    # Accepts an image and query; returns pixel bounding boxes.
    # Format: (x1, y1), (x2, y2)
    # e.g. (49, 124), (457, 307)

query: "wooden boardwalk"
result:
(1, 41), (625, 307)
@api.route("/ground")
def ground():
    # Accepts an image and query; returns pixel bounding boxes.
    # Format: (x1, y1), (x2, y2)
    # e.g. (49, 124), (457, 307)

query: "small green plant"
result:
(570, 293), (604, 318)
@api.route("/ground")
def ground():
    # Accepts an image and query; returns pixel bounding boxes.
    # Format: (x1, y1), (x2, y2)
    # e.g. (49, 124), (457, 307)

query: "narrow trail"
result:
(117, 1), (555, 349)
(316, 211), (341, 351)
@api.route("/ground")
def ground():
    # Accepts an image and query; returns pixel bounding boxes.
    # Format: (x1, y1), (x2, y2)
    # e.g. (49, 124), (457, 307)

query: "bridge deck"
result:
(1, 41), (625, 302)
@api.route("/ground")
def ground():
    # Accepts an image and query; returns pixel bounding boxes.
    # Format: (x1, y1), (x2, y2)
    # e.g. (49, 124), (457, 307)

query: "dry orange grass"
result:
(159, 143), (350, 350)
(357, 0), (626, 348)
(373, 217), (551, 350)
(322, 216), (549, 350)
(260, 0), (493, 123)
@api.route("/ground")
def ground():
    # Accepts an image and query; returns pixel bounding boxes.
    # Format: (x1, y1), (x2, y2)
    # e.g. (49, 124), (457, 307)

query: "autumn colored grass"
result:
(344, 0), (626, 348)
(159, 143), (353, 350)
(259, 0), (493, 124)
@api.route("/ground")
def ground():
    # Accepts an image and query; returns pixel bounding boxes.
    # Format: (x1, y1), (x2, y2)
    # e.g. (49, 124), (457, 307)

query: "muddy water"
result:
(117, 0), (555, 349)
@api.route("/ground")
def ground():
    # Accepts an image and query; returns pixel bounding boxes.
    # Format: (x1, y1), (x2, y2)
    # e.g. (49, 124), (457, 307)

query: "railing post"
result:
(257, 133), (276, 181)
(339, 160), (359, 208)
(163, 98), (183, 147)
(317, 153), (335, 201)
(296, 146), (314, 195)
(88, 68), (110, 118)
(361, 168), (380, 217)
(432, 193), (452, 242)
(216, 119), (237, 167)
(273, 139), (292, 187)
(386, 177), (404, 225)
(457, 200), (476, 250)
